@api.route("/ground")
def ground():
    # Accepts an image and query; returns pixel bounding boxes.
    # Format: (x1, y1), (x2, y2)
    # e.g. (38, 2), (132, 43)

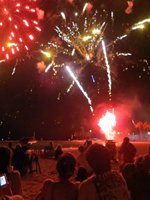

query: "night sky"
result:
(0, 0), (150, 140)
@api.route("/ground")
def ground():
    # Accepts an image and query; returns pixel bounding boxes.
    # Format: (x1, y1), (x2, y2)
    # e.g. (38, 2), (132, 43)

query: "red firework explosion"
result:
(0, 0), (41, 60)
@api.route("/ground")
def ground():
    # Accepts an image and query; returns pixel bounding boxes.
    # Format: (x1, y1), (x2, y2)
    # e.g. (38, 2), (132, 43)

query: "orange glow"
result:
(98, 111), (116, 140)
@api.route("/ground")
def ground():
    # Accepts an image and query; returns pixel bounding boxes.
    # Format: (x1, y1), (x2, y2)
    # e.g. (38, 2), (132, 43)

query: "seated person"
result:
(0, 146), (23, 199)
(36, 153), (78, 200)
(76, 146), (92, 175)
(44, 141), (55, 158)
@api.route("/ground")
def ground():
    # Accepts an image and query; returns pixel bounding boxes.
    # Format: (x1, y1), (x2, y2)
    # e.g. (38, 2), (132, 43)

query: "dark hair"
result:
(78, 145), (84, 153)
(123, 137), (130, 143)
(76, 167), (88, 182)
(86, 143), (111, 174)
(56, 153), (76, 179)
(122, 163), (136, 178)
(0, 147), (11, 174)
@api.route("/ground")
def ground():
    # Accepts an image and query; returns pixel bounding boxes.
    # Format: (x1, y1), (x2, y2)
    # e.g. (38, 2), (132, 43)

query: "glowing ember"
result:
(98, 111), (116, 140)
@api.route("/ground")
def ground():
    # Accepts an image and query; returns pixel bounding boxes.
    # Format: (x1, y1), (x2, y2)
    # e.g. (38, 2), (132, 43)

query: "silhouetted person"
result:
(131, 155), (150, 200)
(78, 143), (130, 200)
(0, 147), (23, 198)
(121, 163), (136, 191)
(12, 143), (29, 176)
(119, 137), (136, 164)
(36, 153), (78, 200)
(105, 140), (118, 163)
(44, 141), (55, 158)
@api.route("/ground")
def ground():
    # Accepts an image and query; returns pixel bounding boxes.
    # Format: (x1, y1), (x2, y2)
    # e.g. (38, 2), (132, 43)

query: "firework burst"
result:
(42, 9), (107, 69)
(41, 6), (150, 76)
(0, 0), (41, 60)
(39, 4), (150, 111)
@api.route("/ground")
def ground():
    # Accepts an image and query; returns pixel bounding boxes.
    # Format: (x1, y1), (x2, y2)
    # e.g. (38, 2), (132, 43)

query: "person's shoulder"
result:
(43, 179), (54, 186)
(129, 142), (136, 147)
(9, 170), (21, 178)
(41, 179), (54, 191)
(111, 170), (124, 177)
(111, 171), (127, 184)
(80, 175), (95, 188)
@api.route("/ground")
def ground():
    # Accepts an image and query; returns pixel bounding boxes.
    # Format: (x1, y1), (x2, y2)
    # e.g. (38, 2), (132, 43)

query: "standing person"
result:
(0, 147), (23, 199)
(105, 140), (118, 163)
(119, 137), (136, 165)
(36, 153), (78, 200)
(78, 144), (130, 200)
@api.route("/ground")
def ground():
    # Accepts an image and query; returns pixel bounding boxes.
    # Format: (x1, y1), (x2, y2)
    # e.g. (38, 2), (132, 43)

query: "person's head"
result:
(8, 142), (12, 148)
(76, 167), (88, 182)
(56, 153), (76, 180)
(140, 155), (150, 172)
(123, 137), (130, 144)
(56, 145), (62, 150)
(122, 163), (136, 179)
(86, 143), (111, 174)
(78, 145), (84, 153)
(0, 147), (11, 174)
(135, 155), (143, 170)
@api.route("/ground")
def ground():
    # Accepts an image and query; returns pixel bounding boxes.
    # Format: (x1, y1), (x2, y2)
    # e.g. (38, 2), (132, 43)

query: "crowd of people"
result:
(0, 137), (150, 200)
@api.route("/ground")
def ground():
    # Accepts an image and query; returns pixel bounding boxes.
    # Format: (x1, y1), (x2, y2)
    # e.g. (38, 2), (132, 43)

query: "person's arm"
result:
(9, 171), (22, 195)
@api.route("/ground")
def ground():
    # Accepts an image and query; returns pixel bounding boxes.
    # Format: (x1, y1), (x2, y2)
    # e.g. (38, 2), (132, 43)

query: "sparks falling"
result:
(39, 3), (150, 109)
(102, 40), (112, 100)
(0, 0), (41, 60)
(66, 65), (93, 113)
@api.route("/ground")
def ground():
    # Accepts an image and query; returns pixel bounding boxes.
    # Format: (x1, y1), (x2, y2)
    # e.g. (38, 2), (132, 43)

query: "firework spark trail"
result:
(102, 40), (112, 100)
(43, 13), (150, 75)
(116, 53), (132, 56)
(66, 65), (93, 112)
(55, 11), (106, 62)
(0, 59), (5, 64)
(67, 80), (75, 93)
(135, 18), (150, 26)
(45, 63), (53, 73)
(82, 3), (88, 15)
(60, 12), (66, 21)
(132, 24), (144, 30)
(12, 67), (16, 75)
(40, 7), (150, 103)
